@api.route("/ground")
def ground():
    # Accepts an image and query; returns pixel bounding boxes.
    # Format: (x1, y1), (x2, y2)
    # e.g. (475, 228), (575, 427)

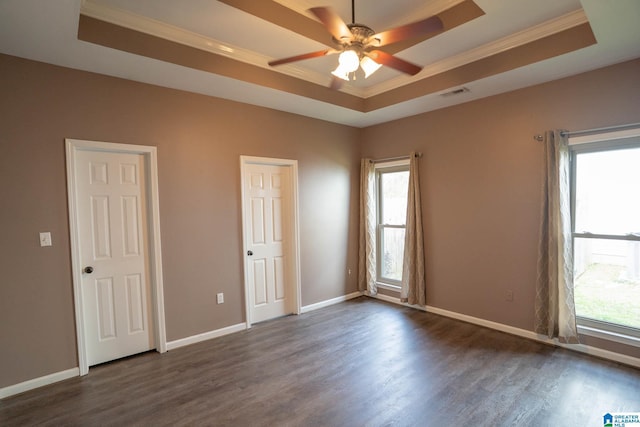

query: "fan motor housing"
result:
(348, 23), (374, 40)
(333, 23), (376, 48)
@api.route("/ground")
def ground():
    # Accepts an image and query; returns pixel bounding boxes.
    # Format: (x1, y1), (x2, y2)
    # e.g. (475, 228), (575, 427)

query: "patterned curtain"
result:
(534, 130), (579, 343)
(358, 159), (377, 296)
(401, 153), (426, 305)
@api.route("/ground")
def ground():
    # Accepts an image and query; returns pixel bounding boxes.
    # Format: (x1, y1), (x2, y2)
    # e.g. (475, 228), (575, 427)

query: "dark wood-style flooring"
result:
(2, 297), (639, 426)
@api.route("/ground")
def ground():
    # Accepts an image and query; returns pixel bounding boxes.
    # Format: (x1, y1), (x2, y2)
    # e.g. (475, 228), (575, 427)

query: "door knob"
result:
(247, 250), (253, 256)
(83, 266), (94, 274)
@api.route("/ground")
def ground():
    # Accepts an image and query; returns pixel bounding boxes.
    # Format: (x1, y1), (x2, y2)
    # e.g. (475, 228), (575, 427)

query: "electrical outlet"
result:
(216, 293), (224, 304)
(505, 290), (514, 302)
(39, 232), (52, 247)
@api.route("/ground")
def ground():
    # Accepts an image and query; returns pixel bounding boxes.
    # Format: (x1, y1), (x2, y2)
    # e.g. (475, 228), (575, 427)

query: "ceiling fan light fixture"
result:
(338, 49), (360, 73)
(270, 3), (440, 89)
(360, 56), (382, 78)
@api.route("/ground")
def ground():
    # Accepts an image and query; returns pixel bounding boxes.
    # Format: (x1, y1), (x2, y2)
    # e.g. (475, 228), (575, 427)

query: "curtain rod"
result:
(370, 152), (422, 163)
(533, 122), (640, 141)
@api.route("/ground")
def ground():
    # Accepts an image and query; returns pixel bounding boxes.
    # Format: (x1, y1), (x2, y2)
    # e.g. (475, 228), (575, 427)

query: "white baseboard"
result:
(371, 294), (640, 369)
(2, 323), (247, 399)
(425, 304), (541, 341)
(5, 294), (635, 400)
(0, 367), (79, 400)
(166, 322), (247, 351)
(301, 291), (364, 313)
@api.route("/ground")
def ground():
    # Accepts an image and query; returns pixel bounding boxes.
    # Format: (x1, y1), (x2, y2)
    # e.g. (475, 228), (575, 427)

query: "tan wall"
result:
(0, 54), (360, 388)
(362, 58), (640, 358)
(2, 53), (640, 390)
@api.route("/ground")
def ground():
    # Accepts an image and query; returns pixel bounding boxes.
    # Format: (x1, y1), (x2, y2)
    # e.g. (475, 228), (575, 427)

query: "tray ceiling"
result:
(1, 0), (639, 127)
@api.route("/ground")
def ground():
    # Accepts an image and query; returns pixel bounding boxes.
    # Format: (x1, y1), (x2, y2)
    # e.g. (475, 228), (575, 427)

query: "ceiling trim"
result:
(365, 21), (597, 111)
(80, 0), (362, 97)
(80, 0), (486, 97)
(78, 2), (596, 113)
(80, 0), (587, 102)
(77, 11), (596, 115)
(364, 9), (589, 97)
(77, 15), (365, 111)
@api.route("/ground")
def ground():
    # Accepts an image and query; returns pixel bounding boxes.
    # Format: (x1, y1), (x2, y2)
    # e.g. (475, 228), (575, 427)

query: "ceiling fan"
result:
(268, 0), (444, 89)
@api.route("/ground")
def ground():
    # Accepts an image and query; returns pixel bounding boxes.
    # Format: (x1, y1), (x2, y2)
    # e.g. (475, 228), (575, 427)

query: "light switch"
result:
(39, 232), (52, 247)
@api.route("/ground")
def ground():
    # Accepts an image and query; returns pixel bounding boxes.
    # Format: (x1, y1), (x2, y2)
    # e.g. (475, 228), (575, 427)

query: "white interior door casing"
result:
(66, 139), (167, 375)
(241, 157), (301, 326)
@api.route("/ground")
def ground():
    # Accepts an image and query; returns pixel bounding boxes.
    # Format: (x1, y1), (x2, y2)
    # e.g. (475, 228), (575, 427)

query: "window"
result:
(570, 129), (640, 344)
(375, 161), (410, 288)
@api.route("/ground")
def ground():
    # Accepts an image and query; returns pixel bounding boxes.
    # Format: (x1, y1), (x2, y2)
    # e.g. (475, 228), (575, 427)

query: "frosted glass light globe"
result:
(331, 65), (350, 81)
(361, 56), (382, 78)
(338, 50), (360, 73)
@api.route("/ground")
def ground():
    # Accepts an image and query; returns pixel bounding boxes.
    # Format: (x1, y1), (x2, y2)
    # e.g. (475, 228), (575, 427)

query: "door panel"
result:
(91, 196), (112, 259)
(121, 196), (140, 256)
(125, 273), (144, 333)
(77, 150), (154, 366)
(272, 198), (283, 242)
(96, 277), (116, 340)
(251, 198), (266, 244)
(253, 258), (268, 306)
(274, 256), (285, 301)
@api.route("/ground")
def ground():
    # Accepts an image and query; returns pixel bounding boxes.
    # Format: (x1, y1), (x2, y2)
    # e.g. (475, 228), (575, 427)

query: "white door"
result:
(76, 149), (154, 366)
(243, 162), (296, 323)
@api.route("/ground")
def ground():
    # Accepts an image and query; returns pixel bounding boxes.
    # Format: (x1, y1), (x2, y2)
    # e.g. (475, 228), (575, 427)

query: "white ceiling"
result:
(1, 0), (639, 127)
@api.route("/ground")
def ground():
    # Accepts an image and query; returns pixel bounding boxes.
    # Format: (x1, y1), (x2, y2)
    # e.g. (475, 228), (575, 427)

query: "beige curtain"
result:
(358, 159), (377, 296)
(534, 130), (579, 343)
(401, 153), (426, 305)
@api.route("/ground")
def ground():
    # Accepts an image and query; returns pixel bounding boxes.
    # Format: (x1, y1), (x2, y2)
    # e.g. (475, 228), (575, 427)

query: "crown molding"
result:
(363, 8), (589, 97)
(80, 1), (587, 100)
(80, 0), (364, 97)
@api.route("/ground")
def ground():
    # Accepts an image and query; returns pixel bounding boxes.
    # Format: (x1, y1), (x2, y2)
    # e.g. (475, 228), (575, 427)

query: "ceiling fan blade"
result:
(368, 50), (422, 76)
(329, 76), (344, 91)
(268, 49), (335, 67)
(369, 16), (443, 47)
(309, 7), (353, 41)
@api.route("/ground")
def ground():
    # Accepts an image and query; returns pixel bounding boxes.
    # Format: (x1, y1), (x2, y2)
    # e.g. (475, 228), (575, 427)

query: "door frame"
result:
(66, 138), (167, 375)
(240, 156), (302, 328)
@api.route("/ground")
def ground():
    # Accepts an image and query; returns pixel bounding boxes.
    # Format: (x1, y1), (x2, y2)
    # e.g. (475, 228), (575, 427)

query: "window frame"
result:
(374, 159), (410, 290)
(569, 129), (640, 346)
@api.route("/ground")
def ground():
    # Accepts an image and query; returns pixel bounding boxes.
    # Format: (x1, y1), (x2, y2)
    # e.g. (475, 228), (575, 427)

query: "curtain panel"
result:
(358, 159), (377, 296)
(534, 130), (579, 343)
(401, 153), (426, 306)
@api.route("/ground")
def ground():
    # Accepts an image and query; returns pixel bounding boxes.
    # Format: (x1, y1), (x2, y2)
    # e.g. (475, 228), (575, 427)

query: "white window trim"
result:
(569, 127), (640, 348)
(578, 320), (640, 348)
(568, 127), (640, 146)
(377, 282), (401, 292)
(375, 159), (410, 289)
